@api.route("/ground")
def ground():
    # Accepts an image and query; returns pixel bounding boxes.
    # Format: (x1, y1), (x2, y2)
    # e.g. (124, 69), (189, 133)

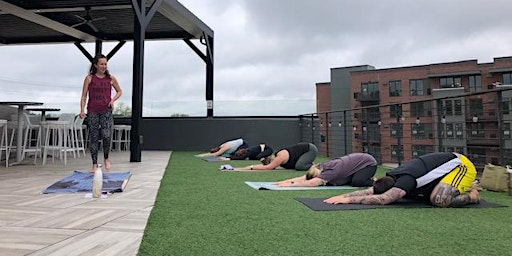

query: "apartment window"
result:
(445, 100), (453, 116)
(410, 79), (424, 96)
(445, 123), (454, 138)
(411, 123), (433, 139)
(361, 82), (379, 100)
(469, 75), (482, 92)
(440, 77), (462, 88)
(455, 123), (464, 139)
(502, 97), (511, 115)
(390, 123), (402, 138)
(410, 102), (432, 117)
(469, 122), (485, 137)
(446, 147), (464, 153)
(454, 99), (462, 115)
(503, 123), (511, 139)
(469, 99), (483, 116)
(504, 73), (512, 85)
(389, 80), (401, 97)
(391, 145), (404, 161)
(412, 145), (434, 157)
(390, 104), (402, 118)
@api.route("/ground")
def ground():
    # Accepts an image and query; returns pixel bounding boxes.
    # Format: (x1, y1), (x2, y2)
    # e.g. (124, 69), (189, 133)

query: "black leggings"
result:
(350, 165), (377, 187)
(88, 108), (113, 164)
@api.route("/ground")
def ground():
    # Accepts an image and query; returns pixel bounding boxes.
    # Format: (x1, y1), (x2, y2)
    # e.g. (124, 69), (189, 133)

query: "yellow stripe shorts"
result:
(440, 154), (477, 193)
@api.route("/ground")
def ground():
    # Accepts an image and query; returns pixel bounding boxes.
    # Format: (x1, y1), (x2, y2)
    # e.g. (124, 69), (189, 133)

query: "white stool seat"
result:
(112, 125), (131, 151)
(0, 120), (10, 167)
(40, 121), (74, 166)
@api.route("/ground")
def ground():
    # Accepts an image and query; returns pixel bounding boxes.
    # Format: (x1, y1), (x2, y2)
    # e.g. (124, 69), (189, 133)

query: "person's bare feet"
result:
(104, 159), (112, 171)
(468, 188), (480, 204)
(91, 164), (98, 173)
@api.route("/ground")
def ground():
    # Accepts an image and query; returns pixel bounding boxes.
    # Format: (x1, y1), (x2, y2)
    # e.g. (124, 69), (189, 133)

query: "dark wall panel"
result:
(135, 118), (302, 151)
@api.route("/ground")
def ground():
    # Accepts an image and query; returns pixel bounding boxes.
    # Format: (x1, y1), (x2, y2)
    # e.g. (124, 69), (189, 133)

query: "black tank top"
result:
(280, 142), (310, 169)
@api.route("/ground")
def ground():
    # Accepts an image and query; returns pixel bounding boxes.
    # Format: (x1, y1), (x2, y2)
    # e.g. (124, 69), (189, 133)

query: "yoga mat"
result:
(296, 197), (507, 211)
(42, 170), (132, 194)
(202, 157), (229, 162)
(245, 181), (359, 190)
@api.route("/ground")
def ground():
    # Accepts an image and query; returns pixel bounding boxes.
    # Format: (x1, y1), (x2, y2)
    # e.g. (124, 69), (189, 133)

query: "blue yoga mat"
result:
(42, 170), (132, 194)
(245, 181), (360, 190)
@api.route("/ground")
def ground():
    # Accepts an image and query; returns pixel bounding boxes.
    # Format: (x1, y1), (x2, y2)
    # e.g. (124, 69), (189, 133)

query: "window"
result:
(412, 145), (434, 157)
(390, 123), (402, 138)
(503, 123), (511, 139)
(410, 102), (431, 117)
(440, 77), (462, 88)
(445, 123), (454, 138)
(389, 80), (401, 97)
(410, 79), (424, 96)
(468, 122), (485, 138)
(502, 97), (510, 115)
(445, 100), (453, 116)
(361, 82), (379, 100)
(469, 75), (482, 92)
(454, 99), (462, 115)
(504, 73), (512, 85)
(390, 104), (402, 118)
(411, 123), (433, 139)
(455, 123), (464, 139)
(469, 99), (483, 116)
(391, 145), (404, 161)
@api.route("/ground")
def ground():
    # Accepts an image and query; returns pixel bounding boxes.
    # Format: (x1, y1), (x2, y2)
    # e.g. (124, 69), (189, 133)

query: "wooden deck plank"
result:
(0, 150), (170, 256)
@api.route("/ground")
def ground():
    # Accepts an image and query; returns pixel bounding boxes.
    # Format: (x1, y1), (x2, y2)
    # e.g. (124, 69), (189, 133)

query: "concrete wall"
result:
(120, 117), (303, 151)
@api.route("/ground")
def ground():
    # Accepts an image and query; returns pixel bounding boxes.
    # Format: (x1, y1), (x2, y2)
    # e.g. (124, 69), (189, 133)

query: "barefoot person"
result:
(275, 153), (377, 187)
(324, 152), (480, 207)
(79, 54), (122, 172)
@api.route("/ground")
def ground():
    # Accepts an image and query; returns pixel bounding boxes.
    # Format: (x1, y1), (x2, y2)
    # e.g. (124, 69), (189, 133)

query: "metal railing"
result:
(299, 86), (512, 171)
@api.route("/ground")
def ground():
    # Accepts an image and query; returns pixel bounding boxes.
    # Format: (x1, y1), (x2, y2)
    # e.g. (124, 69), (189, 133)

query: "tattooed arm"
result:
(430, 183), (480, 207)
(323, 187), (406, 205)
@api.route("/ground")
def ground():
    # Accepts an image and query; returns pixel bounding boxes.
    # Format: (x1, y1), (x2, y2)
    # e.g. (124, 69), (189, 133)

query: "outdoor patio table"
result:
(26, 107), (61, 121)
(0, 101), (43, 165)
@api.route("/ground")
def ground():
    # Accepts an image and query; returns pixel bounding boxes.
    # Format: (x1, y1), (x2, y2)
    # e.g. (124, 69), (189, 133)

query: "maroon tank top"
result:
(87, 74), (112, 114)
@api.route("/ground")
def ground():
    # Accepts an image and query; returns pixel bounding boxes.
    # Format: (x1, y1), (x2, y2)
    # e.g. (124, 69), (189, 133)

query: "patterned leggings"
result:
(88, 108), (113, 165)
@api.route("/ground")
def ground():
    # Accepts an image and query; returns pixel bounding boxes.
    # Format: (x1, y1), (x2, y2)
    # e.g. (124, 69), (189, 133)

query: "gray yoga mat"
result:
(296, 197), (507, 211)
(245, 181), (360, 190)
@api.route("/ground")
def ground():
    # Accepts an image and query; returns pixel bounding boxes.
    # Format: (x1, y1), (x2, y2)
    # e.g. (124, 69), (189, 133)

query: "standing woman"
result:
(79, 54), (122, 173)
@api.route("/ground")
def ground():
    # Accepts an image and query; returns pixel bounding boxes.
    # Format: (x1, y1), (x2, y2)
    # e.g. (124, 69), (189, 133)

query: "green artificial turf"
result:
(138, 152), (512, 256)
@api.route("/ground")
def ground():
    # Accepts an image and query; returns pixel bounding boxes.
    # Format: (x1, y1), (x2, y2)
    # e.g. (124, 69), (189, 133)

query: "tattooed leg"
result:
(430, 183), (480, 207)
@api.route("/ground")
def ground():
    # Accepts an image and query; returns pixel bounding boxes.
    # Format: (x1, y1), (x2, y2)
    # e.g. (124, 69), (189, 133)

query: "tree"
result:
(113, 102), (132, 117)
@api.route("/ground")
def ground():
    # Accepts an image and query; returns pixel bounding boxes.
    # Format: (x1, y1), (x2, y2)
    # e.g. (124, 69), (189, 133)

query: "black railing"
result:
(300, 86), (512, 171)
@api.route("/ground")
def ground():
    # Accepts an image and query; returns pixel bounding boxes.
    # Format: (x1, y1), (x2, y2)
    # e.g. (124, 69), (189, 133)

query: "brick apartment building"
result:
(316, 56), (512, 167)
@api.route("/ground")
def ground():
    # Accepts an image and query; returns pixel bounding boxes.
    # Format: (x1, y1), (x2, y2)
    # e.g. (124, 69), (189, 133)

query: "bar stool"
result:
(0, 119), (9, 167)
(21, 113), (42, 163)
(112, 124), (131, 151)
(40, 121), (73, 166)
(73, 115), (86, 157)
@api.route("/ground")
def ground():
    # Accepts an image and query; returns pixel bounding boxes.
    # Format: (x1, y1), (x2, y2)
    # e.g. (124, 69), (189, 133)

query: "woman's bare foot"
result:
(104, 159), (112, 171)
(91, 164), (98, 173)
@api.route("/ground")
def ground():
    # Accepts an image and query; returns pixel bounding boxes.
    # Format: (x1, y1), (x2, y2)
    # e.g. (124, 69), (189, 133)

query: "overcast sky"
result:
(1, 0), (512, 116)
